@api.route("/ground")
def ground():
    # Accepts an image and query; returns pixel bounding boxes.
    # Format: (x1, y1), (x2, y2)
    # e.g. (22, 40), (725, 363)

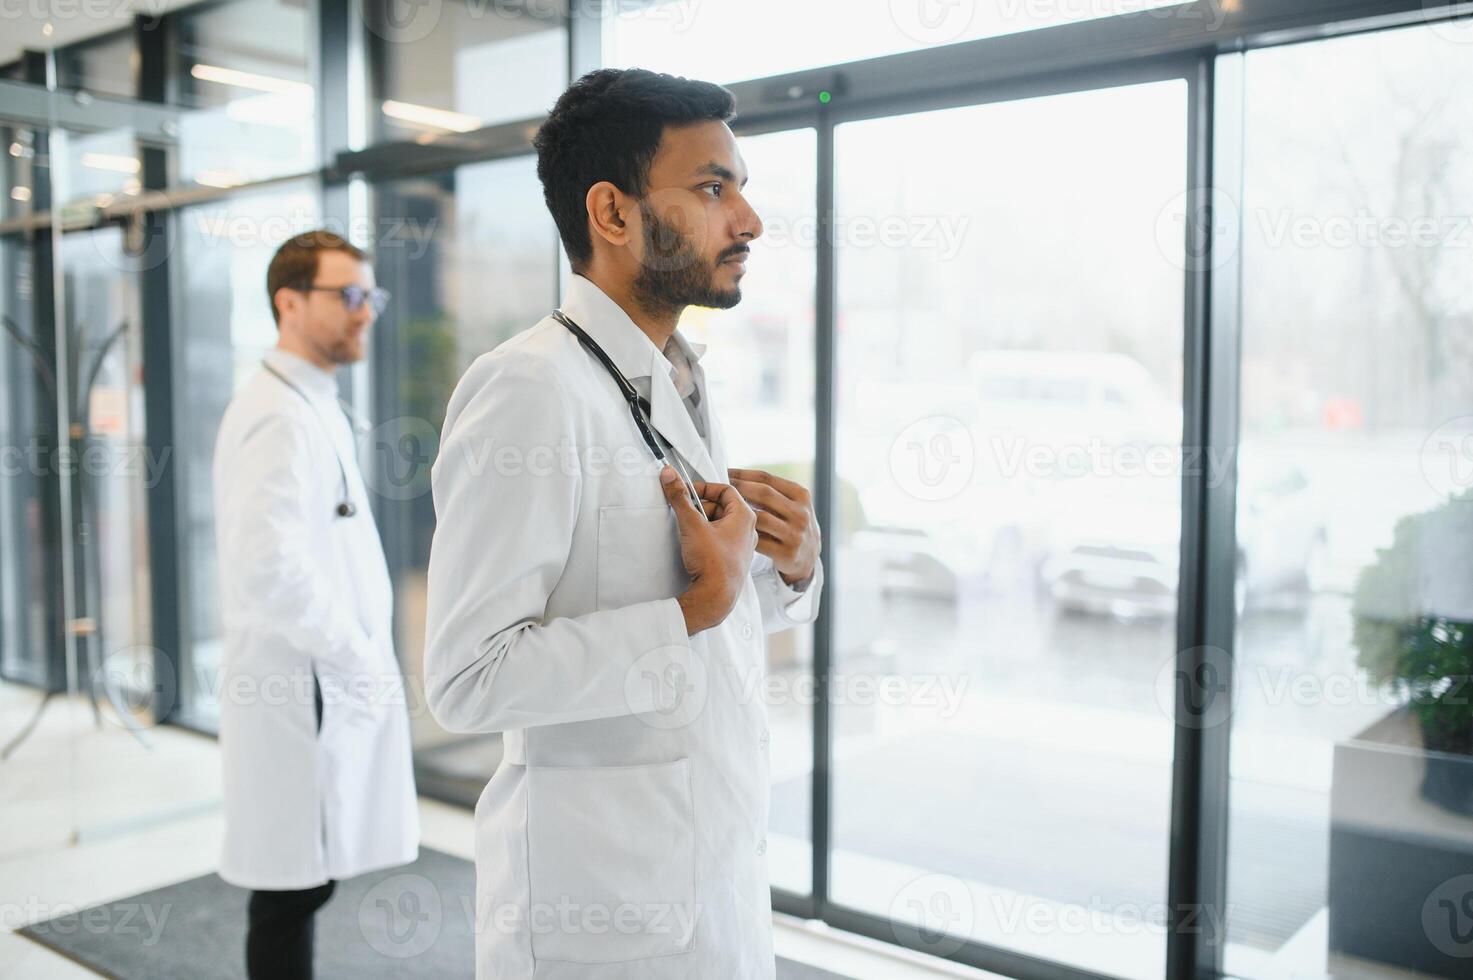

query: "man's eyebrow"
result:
(695, 161), (748, 187)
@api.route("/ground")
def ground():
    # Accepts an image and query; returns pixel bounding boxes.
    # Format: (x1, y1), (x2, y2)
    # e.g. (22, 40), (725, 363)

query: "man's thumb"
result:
(661, 465), (694, 514)
(660, 464), (682, 496)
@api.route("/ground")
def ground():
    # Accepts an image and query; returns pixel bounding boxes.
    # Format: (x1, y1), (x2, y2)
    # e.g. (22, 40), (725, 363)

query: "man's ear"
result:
(272, 284), (303, 327)
(586, 180), (634, 250)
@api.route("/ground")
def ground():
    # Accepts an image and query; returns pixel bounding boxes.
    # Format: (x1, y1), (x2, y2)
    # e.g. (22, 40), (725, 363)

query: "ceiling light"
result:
(191, 64), (312, 97)
(382, 100), (481, 134)
(80, 152), (141, 173)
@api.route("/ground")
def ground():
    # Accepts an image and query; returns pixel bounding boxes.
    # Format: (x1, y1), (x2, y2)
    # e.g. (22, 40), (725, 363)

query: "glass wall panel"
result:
(1224, 22), (1473, 979)
(172, 180), (322, 728)
(366, 0), (567, 141)
(50, 128), (141, 211)
(831, 80), (1187, 978)
(171, 0), (316, 186)
(368, 155), (558, 803)
(674, 127), (818, 895)
(608, 0), (1190, 85)
(0, 227), (51, 688)
(55, 30), (136, 100)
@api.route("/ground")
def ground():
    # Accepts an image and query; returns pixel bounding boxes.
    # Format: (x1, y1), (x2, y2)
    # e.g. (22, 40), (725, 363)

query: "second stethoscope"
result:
(551, 309), (707, 518)
(261, 361), (359, 519)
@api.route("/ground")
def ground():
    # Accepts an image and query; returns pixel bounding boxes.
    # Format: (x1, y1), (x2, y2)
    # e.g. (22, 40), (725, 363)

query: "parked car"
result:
(1041, 457), (1327, 620)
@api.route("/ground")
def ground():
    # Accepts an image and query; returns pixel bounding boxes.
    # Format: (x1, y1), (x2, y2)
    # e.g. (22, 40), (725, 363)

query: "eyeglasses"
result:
(303, 283), (391, 316)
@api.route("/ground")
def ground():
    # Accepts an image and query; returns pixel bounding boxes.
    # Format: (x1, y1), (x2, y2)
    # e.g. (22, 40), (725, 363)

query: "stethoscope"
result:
(551, 309), (707, 517)
(261, 361), (359, 519)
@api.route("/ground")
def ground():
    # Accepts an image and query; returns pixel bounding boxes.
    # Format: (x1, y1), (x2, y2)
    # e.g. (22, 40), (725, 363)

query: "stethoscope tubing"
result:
(551, 309), (707, 519)
(261, 361), (358, 519)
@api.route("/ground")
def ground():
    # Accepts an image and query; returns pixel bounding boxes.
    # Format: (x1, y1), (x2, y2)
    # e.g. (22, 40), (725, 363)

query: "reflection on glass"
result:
(0, 224), (51, 686)
(369, 155), (558, 803)
(832, 81), (1186, 977)
(52, 129), (142, 210)
(673, 127), (817, 895)
(609, 0), (1189, 84)
(1225, 24), (1473, 979)
(55, 30), (136, 100)
(173, 181), (322, 727)
(172, 0), (316, 185)
(60, 227), (150, 682)
(1, 126), (40, 222)
(368, 0), (567, 141)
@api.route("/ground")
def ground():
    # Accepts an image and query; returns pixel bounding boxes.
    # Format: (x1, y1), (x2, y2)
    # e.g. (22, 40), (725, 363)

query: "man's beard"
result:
(632, 202), (744, 317)
(314, 331), (363, 365)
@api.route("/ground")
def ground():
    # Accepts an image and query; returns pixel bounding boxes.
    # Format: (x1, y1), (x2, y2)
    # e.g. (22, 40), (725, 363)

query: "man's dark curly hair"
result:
(534, 68), (736, 270)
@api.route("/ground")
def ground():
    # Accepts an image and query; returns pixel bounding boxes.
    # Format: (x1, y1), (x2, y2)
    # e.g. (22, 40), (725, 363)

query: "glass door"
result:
(1223, 22), (1473, 979)
(680, 126), (820, 899)
(828, 77), (1189, 978)
(57, 223), (153, 730)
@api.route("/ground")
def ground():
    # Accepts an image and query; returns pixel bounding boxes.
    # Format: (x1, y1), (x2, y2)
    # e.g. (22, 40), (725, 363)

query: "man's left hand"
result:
(725, 468), (820, 588)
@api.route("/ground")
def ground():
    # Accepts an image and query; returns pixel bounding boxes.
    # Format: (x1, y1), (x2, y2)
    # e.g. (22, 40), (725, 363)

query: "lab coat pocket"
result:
(525, 758), (698, 964)
(596, 505), (690, 610)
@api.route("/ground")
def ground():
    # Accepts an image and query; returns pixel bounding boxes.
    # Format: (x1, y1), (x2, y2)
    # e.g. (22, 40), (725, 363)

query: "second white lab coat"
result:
(212, 349), (419, 891)
(423, 274), (823, 979)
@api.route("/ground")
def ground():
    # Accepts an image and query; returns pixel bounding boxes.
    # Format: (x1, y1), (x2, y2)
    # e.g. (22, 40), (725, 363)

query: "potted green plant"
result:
(1352, 491), (1473, 815)
(1328, 491), (1473, 972)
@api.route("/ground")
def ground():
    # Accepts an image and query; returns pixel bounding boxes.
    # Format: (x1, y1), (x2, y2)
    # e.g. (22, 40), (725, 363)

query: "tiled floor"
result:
(0, 682), (995, 980)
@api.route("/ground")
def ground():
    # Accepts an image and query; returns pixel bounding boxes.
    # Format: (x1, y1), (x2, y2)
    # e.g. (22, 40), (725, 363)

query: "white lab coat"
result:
(212, 349), (419, 891)
(423, 274), (823, 979)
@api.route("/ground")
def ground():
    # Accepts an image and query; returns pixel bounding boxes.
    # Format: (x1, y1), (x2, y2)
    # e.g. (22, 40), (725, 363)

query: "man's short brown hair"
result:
(266, 230), (368, 326)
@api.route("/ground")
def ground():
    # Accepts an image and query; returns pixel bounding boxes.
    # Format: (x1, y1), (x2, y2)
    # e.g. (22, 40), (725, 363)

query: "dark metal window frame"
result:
(1, 0), (1466, 976)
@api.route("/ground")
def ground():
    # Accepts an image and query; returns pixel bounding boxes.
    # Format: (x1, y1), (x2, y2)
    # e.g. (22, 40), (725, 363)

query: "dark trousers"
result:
(246, 881), (335, 979)
(245, 675), (331, 980)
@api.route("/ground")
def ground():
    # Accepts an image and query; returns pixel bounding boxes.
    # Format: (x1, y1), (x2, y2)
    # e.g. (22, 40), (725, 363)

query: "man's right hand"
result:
(661, 464), (757, 635)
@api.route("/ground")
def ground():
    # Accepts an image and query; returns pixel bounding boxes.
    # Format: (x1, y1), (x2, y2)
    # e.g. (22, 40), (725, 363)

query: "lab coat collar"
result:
(556, 274), (718, 484)
(263, 347), (339, 401)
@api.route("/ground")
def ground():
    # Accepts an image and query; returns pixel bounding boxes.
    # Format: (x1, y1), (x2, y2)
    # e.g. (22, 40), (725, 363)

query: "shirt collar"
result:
(663, 328), (707, 366)
(263, 347), (339, 400)
(557, 274), (706, 385)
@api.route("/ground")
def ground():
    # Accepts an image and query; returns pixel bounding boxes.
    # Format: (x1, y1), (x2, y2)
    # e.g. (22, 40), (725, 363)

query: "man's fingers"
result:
(730, 477), (799, 521)
(728, 467), (809, 502)
(708, 483), (749, 519)
(755, 511), (791, 543)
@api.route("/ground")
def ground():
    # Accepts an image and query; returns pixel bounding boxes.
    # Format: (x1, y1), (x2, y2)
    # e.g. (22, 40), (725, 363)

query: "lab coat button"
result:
(759, 730), (769, 750)
(742, 622), (753, 640)
(756, 837), (767, 856)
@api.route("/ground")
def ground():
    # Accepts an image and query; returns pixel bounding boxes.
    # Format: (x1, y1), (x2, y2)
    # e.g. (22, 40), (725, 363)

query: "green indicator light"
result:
(818, 90), (832, 104)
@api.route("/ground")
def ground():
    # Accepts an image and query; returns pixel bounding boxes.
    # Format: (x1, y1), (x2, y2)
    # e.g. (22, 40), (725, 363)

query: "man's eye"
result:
(703, 183), (723, 198)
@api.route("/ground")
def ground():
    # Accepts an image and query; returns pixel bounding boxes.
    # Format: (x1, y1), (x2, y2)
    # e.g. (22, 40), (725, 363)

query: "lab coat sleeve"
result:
(752, 551), (823, 634)
(422, 350), (694, 734)
(219, 410), (377, 680)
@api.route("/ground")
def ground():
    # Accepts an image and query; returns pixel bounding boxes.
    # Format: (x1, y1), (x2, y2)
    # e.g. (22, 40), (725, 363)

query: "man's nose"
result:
(735, 195), (763, 241)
